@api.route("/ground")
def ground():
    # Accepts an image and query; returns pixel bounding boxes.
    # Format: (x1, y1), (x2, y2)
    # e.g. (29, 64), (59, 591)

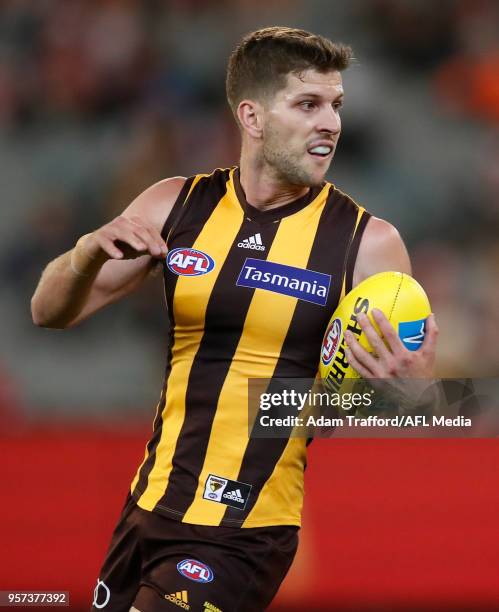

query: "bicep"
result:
(121, 176), (187, 231)
(353, 216), (411, 288)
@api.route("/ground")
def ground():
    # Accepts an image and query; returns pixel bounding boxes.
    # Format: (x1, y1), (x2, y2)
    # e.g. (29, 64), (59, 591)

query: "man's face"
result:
(260, 69), (344, 187)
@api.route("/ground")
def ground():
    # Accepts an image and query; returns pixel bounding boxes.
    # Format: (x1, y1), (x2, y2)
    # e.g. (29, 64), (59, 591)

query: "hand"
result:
(344, 310), (439, 410)
(85, 215), (168, 262)
(344, 309), (438, 378)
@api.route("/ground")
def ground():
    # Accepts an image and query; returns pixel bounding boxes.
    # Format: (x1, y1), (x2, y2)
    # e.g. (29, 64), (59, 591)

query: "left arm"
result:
(347, 216), (439, 379)
(353, 216), (411, 287)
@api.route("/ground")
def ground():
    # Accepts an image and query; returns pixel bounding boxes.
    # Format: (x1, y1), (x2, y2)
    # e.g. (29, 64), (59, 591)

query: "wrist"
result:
(70, 234), (108, 277)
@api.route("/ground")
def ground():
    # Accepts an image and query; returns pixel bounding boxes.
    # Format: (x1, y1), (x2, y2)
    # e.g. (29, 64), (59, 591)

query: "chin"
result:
(301, 160), (332, 186)
(282, 167), (326, 188)
(302, 169), (328, 187)
(271, 155), (328, 188)
(309, 173), (327, 187)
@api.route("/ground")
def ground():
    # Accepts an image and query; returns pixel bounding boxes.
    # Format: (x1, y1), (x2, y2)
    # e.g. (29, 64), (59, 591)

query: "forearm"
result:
(31, 235), (108, 328)
(31, 196), (173, 328)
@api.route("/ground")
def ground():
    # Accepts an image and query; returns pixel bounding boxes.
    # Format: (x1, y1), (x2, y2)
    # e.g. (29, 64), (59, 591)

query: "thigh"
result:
(134, 519), (298, 612)
(92, 494), (143, 611)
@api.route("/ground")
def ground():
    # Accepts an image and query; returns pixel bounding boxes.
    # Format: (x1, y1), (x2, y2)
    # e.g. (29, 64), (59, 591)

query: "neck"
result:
(238, 151), (309, 211)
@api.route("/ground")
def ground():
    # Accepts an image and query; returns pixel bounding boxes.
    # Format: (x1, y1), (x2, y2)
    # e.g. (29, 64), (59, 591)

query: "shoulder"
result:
(353, 216), (412, 287)
(360, 216), (406, 252)
(122, 176), (187, 233)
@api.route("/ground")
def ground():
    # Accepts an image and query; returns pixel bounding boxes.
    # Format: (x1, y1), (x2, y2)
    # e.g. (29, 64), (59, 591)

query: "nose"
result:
(316, 105), (341, 135)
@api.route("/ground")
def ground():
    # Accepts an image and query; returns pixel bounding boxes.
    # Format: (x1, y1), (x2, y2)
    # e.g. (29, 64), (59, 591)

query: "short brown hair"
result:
(226, 27), (353, 117)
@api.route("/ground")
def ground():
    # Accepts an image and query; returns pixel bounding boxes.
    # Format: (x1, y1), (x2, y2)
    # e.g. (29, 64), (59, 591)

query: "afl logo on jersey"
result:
(177, 559), (214, 583)
(167, 248), (215, 276)
(321, 318), (342, 365)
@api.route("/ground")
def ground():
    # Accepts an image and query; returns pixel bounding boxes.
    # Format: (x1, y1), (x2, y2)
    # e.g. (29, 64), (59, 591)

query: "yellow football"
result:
(319, 271), (431, 393)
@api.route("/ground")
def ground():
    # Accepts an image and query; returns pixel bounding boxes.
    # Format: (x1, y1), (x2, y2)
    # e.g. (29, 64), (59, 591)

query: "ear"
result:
(237, 99), (264, 139)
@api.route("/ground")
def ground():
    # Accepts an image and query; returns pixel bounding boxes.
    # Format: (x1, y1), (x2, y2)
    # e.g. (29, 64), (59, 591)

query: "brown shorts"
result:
(91, 494), (298, 612)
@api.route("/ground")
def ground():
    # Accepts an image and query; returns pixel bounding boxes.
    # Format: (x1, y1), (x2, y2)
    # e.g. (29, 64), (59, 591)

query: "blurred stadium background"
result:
(1, 0), (498, 610)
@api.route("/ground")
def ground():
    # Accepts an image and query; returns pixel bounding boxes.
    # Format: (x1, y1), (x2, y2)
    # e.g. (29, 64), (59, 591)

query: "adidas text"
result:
(165, 591), (190, 610)
(238, 234), (265, 251)
(223, 489), (245, 504)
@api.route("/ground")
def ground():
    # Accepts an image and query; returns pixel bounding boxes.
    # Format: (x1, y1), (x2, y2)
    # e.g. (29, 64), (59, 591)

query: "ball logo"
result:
(321, 318), (342, 365)
(177, 559), (214, 583)
(398, 319), (426, 351)
(167, 248), (215, 276)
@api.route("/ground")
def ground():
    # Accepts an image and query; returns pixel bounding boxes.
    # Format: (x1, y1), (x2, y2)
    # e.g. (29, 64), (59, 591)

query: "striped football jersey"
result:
(130, 167), (370, 527)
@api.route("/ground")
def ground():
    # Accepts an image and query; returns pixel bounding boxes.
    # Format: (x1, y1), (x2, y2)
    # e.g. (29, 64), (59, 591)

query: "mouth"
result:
(307, 142), (334, 160)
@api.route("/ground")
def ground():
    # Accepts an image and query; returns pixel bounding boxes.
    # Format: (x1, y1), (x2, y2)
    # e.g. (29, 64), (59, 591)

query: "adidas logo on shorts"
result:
(165, 590), (190, 610)
(222, 488), (245, 504)
(237, 233), (265, 251)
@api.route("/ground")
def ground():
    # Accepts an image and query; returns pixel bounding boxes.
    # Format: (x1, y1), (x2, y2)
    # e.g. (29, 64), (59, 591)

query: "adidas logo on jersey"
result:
(165, 591), (190, 610)
(237, 233), (265, 251)
(203, 473), (252, 509)
(222, 488), (245, 504)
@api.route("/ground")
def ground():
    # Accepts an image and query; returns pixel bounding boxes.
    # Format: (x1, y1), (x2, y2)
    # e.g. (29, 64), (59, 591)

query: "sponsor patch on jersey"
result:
(203, 474), (252, 510)
(167, 248), (215, 276)
(321, 318), (342, 365)
(236, 258), (331, 306)
(177, 559), (214, 584)
(398, 318), (426, 351)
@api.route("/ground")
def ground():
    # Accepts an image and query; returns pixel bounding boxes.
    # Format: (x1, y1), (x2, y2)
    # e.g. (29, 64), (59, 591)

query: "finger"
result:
(136, 227), (167, 258)
(344, 330), (382, 377)
(421, 313), (439, 353)
(371, 309), (405, 355)
(344, 344), (374, 379)
(130, 225), (163, 257)
(357, 312), (391, 358)
(97, 235), (123, 259)
(129, 215), (165, 245)
(109, 227), (148, 253)
(128, 215), (164, 241)
(129, 217), (167, 257)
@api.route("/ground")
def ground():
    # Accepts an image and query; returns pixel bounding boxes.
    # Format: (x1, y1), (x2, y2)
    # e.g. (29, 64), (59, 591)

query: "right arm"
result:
(31, 177), (186, 328)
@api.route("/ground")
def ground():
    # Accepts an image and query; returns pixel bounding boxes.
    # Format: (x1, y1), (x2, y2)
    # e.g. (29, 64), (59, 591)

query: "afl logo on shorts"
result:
(177, 559), (214, 583)
(321, 318), (342, 365)
(167, 248), (215, 276)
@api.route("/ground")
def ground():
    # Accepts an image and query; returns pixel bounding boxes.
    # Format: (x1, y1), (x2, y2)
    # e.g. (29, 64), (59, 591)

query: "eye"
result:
(333, 100), (344, 111)
(299, 100), (317, 111)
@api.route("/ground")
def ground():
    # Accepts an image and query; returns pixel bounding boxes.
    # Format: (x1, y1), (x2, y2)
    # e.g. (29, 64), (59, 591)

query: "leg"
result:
(92, 494), (143, 611)
(132, 521), (298, 611)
